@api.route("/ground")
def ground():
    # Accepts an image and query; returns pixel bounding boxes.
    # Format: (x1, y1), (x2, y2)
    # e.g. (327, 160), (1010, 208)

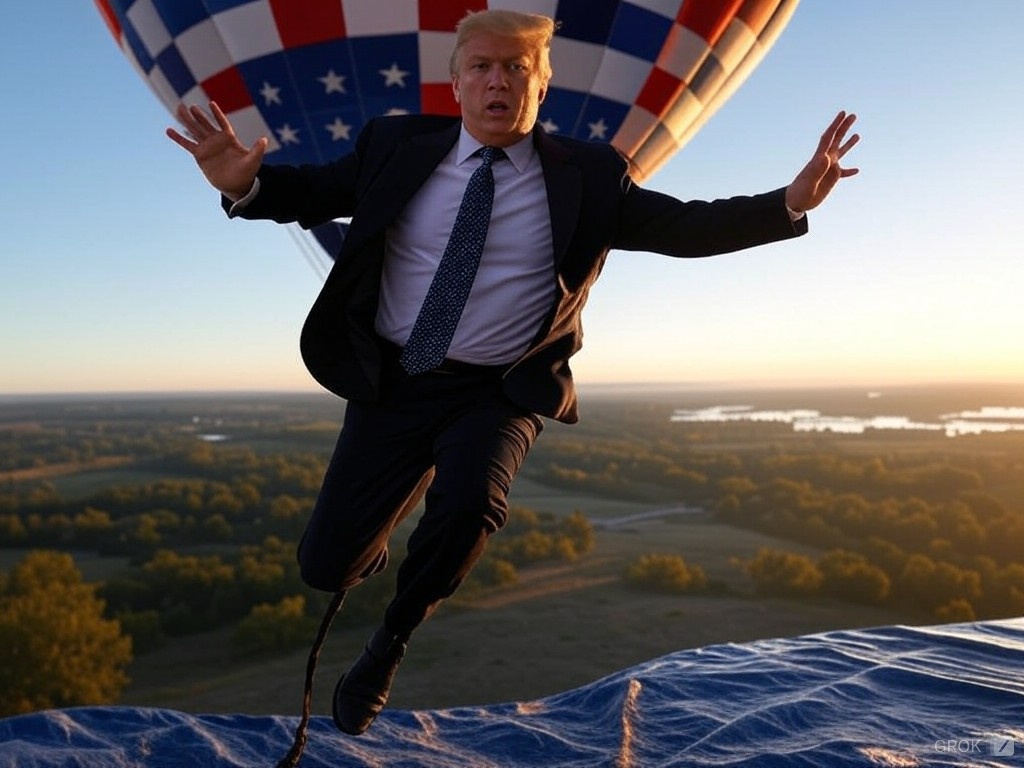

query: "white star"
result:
(260, 81), (282, 106)
(325, 117), (352, 141)
(539, 118), (559, 133)
(318, 69), (347, 94)
(588, 117), (609, 140)
(276, 124), (300, 145)
(379, 62), (410, 88)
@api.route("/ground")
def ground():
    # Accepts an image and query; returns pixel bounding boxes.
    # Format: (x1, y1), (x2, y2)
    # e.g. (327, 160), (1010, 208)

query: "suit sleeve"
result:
(613, 182), (807, 258)
(219, 120), (379, 229)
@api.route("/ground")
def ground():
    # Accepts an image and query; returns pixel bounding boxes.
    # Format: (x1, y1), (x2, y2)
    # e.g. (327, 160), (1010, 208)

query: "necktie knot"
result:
(477, 145), (503, 167)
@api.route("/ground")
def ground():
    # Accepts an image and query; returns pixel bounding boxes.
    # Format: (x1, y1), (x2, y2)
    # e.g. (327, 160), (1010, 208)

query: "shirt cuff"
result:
(226, 177), (261, 217)
(786, 204), (805, 222)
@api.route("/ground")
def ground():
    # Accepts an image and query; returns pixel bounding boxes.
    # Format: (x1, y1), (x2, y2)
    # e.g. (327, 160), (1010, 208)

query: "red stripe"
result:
(421, 83), (460, 116)
(418, 0), (488, 33)
(270, 0), (346, 48)
(201, 67), (253, 113)
(677, 0), (742, 45)
(635, 67), (684, 117)
(735, 0), (780, 34)
(94, 0), (122, 40)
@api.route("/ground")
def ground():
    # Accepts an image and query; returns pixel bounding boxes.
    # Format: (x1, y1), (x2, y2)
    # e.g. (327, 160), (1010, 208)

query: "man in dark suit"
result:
(169, 7), (858, 752)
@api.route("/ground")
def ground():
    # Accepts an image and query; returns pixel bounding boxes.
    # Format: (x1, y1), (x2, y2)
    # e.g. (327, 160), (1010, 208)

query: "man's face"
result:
(452, 31), (548, 147)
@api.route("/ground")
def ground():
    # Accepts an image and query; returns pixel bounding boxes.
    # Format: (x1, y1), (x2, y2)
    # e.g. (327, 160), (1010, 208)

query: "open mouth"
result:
(486, 101), (509, 114)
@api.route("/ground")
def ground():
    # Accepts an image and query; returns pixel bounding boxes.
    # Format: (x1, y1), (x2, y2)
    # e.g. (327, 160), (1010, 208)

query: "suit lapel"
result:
(534, 127), (582, 270)
(343, 122), (460, 252)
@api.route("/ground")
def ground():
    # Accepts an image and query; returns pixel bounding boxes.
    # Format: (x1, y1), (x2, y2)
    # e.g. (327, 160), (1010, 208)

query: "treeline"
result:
(720, 479), (1024, 621)
(2, 414), (598, 661)
(0, 394), (339, 473)
(0, 506), (597, 713)
(535, 434), (1022, 512)
(0, 442), (327, 558)
(97, 506), (594, 652)
(533, 425), (1024, 621)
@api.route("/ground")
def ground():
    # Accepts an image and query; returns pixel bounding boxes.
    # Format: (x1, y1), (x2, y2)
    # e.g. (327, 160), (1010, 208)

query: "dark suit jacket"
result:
(230, 115), (807, 423)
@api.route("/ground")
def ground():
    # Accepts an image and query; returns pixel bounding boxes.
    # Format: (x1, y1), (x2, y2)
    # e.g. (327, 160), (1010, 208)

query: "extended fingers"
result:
(817, 111), (857, 156)
(209, 101), (234, 134)
(187, 104), (218, 136)
(814, 111), (846, 155)
(172, 102), (225, 141)
(837, 131), (860, 159)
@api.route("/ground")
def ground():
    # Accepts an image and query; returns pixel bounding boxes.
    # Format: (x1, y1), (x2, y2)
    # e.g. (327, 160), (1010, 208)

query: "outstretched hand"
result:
(166, 101), (268, 199)
(785, 111), (860, 213)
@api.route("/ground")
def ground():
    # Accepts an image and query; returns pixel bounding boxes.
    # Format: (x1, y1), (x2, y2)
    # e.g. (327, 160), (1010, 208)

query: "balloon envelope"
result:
(96, 0), (798, 259)
(96, 0), (797, 182)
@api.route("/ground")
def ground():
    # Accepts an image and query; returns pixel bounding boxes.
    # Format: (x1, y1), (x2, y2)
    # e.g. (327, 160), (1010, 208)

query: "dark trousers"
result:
(297, 352), (543, 638)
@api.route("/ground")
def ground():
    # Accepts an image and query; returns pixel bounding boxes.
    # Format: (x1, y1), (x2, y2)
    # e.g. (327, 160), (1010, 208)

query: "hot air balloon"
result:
(95, 0), (798, 271)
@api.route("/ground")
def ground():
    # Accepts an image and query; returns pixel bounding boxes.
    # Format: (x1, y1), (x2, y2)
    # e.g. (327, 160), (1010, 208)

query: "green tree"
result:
(936, 598), (976, 623)
(468, 557), (519, 588)
(0, 551), (132, 715)
(233, 595), (317, 655)
(818, 549), (890, 604)
(559, 510), (595, 556)
(745, 548), (823, 598)
(625, 553), (707, 594)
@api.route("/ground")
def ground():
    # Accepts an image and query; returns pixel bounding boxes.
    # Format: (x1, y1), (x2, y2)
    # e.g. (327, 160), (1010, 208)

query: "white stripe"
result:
(174, 17), (234, 84)
(590, 47), (652, 104)
(225, 105), (281, 152)
(211, 1), (283, 64)
(549, 37), (606, 93)
(612, 104), (659, 168)
(419, 31), (456, 82)
(146, 65), (180, 114)
(659, 87), (703, 140)
(342, 0), (419, 36)
(656, 23), (711, 81)
(712, 18), (758, 74)
(624, 0), (684, 20)
(126, 0), (172, 58)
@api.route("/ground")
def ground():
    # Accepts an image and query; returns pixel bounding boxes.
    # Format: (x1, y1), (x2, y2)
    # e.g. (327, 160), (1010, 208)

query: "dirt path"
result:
(591, 505), (707, 529)
(0, 455), (134, 483)
(469, 557), (619, 609)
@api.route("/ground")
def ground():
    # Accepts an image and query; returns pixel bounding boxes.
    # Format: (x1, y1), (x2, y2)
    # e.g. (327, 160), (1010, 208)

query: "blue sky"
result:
(2, 1), (1022, 394)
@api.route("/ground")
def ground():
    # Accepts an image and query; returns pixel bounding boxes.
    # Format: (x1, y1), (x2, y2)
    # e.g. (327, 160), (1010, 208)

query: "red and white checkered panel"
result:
(95, 0), (798, 181)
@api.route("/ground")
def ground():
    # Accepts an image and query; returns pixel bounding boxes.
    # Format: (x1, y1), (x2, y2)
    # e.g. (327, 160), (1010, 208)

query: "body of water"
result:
(671, 404), (1024, 437)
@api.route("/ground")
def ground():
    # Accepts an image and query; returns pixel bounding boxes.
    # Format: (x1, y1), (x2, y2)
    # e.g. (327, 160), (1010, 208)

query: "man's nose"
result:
(486, 66), (509, 89)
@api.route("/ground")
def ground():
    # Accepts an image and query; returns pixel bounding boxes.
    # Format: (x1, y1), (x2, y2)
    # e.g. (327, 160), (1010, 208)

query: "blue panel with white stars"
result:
(575, 94), (631, 143)
(347, 35), (422, 118)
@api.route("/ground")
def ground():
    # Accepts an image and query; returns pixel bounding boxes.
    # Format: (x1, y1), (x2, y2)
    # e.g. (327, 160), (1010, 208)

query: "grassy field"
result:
(118, 510), (903, 716)
(6, 386), (1018, 719)
(0, 548), (131, 584)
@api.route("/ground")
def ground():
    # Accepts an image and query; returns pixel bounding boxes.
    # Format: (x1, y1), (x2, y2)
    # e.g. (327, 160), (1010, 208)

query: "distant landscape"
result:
(1, 382), (1022, 718)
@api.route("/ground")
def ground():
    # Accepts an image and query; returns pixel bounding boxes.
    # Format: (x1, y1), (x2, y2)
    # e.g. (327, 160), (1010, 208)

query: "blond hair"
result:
(449, 10), (556, 82)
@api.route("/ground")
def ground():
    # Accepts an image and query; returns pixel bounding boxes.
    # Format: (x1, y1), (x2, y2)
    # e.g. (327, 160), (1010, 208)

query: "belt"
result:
(380, 340), (508, 377)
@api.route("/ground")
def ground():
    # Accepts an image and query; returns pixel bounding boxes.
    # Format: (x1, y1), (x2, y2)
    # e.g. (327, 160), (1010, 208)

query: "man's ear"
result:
(452, 76), (461, 103)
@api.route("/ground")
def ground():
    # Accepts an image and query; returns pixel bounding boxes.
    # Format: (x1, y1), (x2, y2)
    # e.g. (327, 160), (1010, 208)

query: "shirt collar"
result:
(455, 125), (534, 174)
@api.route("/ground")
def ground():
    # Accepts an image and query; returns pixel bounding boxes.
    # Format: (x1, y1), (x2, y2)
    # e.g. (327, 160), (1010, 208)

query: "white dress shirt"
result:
(376, 127), (554, 365)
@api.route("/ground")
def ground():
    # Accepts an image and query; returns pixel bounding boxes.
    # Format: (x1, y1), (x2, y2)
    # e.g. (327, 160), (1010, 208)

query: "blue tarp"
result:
(2, 620), (1022, 767)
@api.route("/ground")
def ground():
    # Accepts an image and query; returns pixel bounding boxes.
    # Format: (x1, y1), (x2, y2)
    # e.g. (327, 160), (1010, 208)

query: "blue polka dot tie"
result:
(400, 146), (504, 375)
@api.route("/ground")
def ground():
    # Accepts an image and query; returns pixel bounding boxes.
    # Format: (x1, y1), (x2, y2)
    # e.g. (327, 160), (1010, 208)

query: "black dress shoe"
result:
(332, 626), (407, 735)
